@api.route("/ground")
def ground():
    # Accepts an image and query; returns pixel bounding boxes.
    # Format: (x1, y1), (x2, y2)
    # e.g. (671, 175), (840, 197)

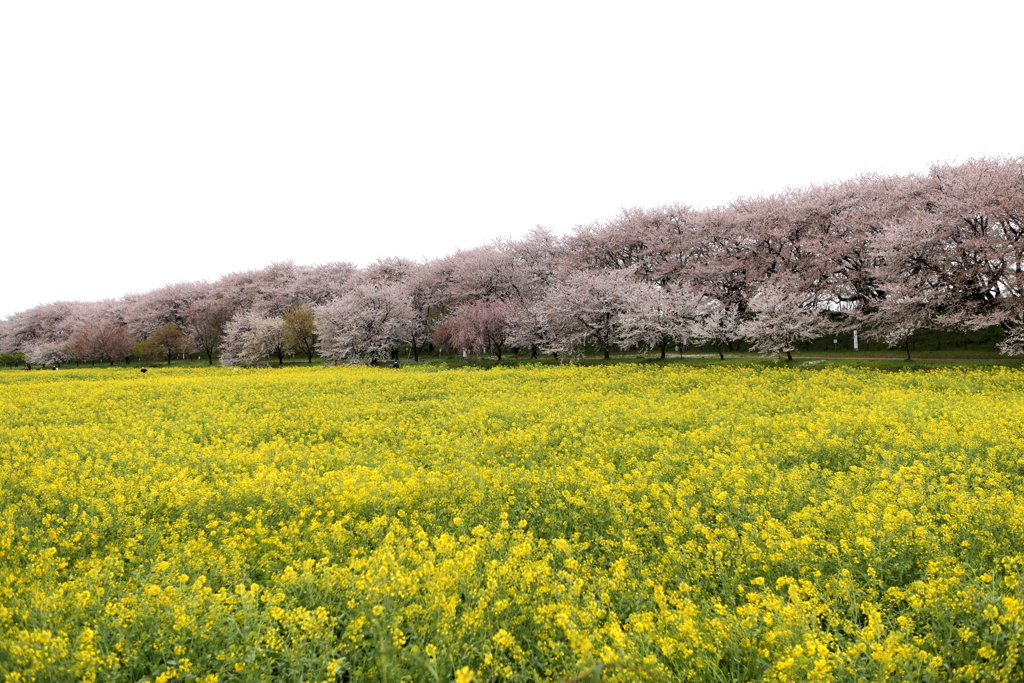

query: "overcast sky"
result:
(2, 1), (1022, 319)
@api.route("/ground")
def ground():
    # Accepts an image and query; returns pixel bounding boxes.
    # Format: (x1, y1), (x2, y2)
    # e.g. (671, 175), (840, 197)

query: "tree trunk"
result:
(786, 350), (793, 362)
(603, 346), (610, 360)
(717, 344), (724, 361)
(904, 338), (912, 361)
(659, 340), (667, 359)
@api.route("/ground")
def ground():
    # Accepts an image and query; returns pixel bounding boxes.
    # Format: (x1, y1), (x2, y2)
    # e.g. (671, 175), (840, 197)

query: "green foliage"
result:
(282, 305), (317, 362)
(134, 339), (161, 363)
(0, 352), (25, 368)
(146, 323), (190, 364)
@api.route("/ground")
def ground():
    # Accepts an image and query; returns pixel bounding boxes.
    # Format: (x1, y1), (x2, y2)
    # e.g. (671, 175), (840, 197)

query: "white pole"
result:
(853, 330), (859, 351)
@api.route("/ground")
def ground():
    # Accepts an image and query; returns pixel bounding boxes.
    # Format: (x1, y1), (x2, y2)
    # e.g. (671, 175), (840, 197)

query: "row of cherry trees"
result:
(3, 157), (1023, 365)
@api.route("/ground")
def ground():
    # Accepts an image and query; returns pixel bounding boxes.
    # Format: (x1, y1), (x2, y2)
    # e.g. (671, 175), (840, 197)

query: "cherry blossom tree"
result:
(4, 156), (1024, 362)
(565, 204), (699, 287)
(0, 300), (106, 354)
(289, 262), (358, 307)
(688, 298), (743, 360)
(396, 268), (433, 363)
(682, 206), (757, 320)
(508, 227), (566, 301)
(738, 276), (832, 361)
(505, 303), (547, 359)
(788, 176), (891, 313)
(362, 257), (417, 286)
(220, 313), (289, 367)
(356, 259), (432, 361)
(66, 318), (135, 365)
(432, 229), (566, 359)
(619, 283), (704, 358)
(434, 300), (519, 360)
(854, 172), (962, 358)
(185, 302), (233, 365)
(96, 320), (136, 365)
(24, 340), (68, 367)
(539, 269), (647, 359)
(65, 326), (100, 365)
(922, 158), (1024, 336)
(315, 282), (415, 364)
(121, 281), (211, 340)
(443, 245), (522, 304)
(997, 310), (1024, 356)
(857, 280), (940, 361)
(215, 262), (303, 318)
(564, 210), (649, 274)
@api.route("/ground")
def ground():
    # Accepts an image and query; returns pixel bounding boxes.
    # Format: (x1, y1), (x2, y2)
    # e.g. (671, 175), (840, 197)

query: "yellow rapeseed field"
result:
(1, 364), (1023, 682)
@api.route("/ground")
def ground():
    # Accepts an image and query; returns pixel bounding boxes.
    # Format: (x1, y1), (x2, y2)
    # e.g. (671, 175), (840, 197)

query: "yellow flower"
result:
(492, 629), (515, 649)
(6, 364), (1024, 680)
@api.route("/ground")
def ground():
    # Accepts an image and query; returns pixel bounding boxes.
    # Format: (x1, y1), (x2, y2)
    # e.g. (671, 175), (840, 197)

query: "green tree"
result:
(0, 352), (26, 368)
(148, 323), (190, 365)
(133, 340), (161, 363)
(283, 304), (317, 362)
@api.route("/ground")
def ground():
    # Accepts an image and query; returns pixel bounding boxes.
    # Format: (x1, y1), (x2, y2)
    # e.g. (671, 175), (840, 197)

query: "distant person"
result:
(390, 361), (399, 369)
(25, 363), (30, 371)
(52, 365), (58, 370)
(140, 367), (148, 374)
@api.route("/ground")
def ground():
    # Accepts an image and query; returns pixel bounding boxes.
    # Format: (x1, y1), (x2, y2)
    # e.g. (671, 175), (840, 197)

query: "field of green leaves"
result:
(1, 364), (1022, 682)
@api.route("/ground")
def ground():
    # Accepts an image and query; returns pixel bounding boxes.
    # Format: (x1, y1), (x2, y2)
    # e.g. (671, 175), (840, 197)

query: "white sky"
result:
(2, 1), (1022, 319)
